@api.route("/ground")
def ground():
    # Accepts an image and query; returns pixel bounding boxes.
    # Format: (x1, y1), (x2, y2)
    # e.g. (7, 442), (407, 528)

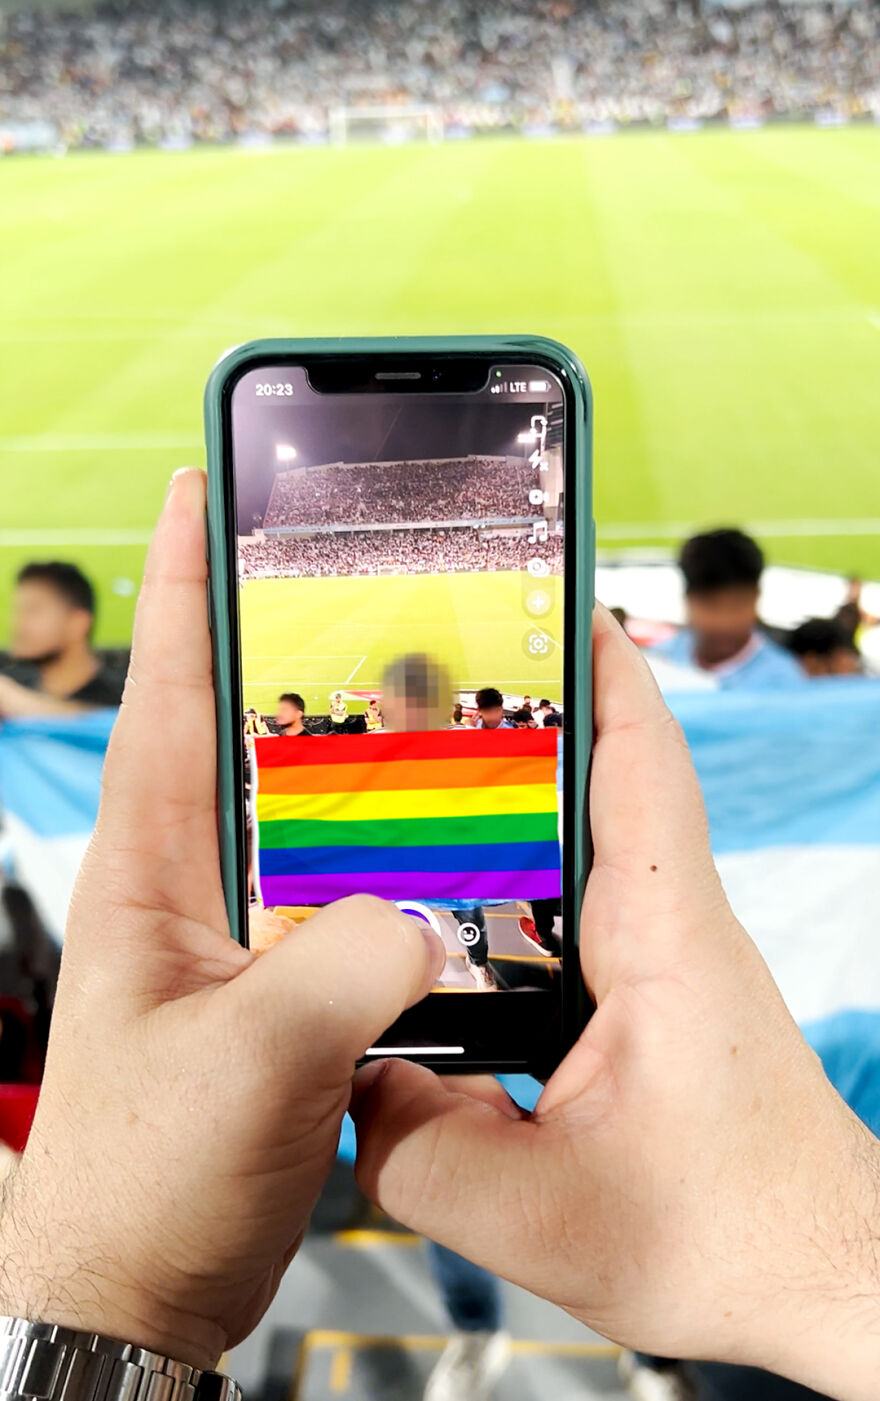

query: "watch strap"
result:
(0, 1318), (240, 1401)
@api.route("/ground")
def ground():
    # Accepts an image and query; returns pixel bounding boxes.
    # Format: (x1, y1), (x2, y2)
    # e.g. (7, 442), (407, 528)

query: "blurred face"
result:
(276, 699), (302, 728)
(685, 586), (759, 666)
(12, 579), (91, 663)
(478, 703), (505, 729)
(801, 649), (861, 678)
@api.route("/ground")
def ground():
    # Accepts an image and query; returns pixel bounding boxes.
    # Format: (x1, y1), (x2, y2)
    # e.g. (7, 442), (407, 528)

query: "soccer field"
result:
(1, 127), (879, 646)
(240, 571), (564, 711)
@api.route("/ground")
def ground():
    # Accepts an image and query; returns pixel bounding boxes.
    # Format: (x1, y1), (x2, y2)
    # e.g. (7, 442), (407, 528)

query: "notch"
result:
(305, 358), (491, 394)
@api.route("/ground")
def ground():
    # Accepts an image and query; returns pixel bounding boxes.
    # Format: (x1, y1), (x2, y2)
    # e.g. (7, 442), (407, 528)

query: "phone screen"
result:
(228, 357), (574, 1066)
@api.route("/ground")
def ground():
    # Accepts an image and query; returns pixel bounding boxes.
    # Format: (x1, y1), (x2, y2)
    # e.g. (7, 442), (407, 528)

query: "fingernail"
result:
(422, 927), (447, 982)
(166, 466), (201, 499)
(350, 1057), (390, 1111)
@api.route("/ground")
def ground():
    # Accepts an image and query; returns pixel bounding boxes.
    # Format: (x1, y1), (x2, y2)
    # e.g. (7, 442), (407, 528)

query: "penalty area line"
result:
(344, 656), (367, 684)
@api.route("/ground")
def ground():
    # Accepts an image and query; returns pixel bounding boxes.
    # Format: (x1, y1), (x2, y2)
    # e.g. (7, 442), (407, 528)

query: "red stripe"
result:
(253, 728), (557, 768)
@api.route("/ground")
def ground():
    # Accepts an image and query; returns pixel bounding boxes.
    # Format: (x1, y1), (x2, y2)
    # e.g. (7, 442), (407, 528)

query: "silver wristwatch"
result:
(0, 1319), (241, 1401)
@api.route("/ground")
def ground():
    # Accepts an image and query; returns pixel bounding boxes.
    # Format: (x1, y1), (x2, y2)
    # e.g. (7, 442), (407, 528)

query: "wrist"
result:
(748, 1102), (880, 1397)
(0, 1166), (225, 1372)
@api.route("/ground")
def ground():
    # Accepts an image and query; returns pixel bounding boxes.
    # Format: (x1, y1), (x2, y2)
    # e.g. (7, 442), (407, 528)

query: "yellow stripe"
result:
(256, 783), (556, 824)
(329, 1346), (352, 1393)
(302, 1329), (618, 1358)
(334, 1229), (422, 1248)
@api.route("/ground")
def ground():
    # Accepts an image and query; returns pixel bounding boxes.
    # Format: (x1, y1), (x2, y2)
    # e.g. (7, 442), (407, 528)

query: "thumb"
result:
(352, 1058), (549, 1278)
(238, 896), (447, 1085)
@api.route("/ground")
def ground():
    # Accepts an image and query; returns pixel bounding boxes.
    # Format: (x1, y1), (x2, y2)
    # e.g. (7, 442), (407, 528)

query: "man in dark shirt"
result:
(275, 692), (311, 736)
(0, 562), (124, 716)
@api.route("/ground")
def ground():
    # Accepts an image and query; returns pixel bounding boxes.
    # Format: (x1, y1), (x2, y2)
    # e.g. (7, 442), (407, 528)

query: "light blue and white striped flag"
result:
(0, 711), (116, 944)
(675, 679), (880, 1132)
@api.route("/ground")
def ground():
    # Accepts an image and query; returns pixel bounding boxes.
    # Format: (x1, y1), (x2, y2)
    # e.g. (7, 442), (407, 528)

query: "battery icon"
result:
(528, 380), (550, 392)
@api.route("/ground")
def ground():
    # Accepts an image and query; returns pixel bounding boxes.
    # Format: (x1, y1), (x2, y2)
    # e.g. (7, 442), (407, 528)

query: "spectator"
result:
(511, 706), (537, 728)
(787, 618), (862, 678)
(473, 686), (511, 730)
(0, 562), (124, 716)
(648, 529), (805, 689)
(243, 707), (269, 736)
(275, 692), (310, 736)
(835, 579), (878, 646)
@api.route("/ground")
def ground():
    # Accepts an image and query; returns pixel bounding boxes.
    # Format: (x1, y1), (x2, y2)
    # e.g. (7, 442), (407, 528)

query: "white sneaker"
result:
(618, 1350), (689, 1401)
(424, 1330), (511, 1401)
(466, 957), (499, 992)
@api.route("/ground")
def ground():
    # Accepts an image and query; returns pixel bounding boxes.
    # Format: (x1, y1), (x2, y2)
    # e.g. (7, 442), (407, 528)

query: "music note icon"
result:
(528, 520), (549, 545)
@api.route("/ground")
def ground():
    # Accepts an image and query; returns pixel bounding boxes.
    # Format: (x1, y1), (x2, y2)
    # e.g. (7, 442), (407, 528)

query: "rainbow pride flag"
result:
(252, 728), (561, 907)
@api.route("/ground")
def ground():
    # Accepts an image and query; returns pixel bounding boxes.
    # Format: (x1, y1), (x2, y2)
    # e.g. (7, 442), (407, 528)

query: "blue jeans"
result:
(426, 1241), (502, 1333)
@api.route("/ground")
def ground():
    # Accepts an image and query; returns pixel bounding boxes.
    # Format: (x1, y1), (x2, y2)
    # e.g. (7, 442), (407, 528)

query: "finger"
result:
(89, 470), (225, 917)
(435, 1074), (525, 1121)
(585, 603), (728, 995)
(238, 895), (447, 1083)
(353, 1059), (546, 1281)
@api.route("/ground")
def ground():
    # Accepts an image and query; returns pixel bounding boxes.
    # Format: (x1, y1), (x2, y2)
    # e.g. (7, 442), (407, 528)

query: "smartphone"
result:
(205, 336), (593, 1076)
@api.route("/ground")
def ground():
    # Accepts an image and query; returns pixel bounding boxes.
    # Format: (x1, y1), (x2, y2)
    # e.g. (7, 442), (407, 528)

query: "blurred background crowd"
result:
(1, 0), (879, 1395)
(1, 0), (878, 151)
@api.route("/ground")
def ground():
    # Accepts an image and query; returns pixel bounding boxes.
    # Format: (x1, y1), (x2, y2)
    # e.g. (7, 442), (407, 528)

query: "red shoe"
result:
(518, 916), (555, 956)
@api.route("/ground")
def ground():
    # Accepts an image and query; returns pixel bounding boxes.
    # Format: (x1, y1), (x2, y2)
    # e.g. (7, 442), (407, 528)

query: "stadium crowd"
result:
(263, 457), (538, 529)
(239, 527), (564, 577)
(1, 0), (877, 151)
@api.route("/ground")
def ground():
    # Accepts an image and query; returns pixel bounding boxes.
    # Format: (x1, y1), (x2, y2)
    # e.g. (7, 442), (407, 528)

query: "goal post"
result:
(329, 104), (445, 147)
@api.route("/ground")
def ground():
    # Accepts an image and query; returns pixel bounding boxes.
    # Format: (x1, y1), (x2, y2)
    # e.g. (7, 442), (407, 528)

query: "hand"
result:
(0, 469), (444, 1369)
(0, 674), (81, 718)
(354, 604), (880, 1399)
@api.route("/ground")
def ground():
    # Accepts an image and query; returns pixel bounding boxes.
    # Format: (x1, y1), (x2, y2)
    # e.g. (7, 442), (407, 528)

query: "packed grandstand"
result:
(262, 457), (540, 529)
(2, 0), (877, 152)
(243, 456), (561, 577)
(239, 528), (564, 577)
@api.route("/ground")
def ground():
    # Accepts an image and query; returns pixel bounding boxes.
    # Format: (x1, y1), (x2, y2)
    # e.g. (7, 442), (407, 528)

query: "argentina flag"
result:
(0, 710), (116, 944)
(675, 679), (880, 1132)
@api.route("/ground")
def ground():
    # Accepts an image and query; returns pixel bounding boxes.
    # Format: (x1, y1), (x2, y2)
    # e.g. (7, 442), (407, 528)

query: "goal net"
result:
(329, 105), (444, 147)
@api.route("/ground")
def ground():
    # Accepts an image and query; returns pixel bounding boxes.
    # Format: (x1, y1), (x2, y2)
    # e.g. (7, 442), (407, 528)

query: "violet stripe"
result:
(259, 869), (562, 906)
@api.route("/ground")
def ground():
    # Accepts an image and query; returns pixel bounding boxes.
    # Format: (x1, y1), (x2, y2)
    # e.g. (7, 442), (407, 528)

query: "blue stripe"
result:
(803, 1009), (880, 1137)
(259, 839), (560, 877)
(672, 679), (880, 854)
(0, 711), (116, 838)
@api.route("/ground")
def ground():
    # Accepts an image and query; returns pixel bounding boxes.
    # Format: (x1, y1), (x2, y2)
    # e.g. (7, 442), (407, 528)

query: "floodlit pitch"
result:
(1, 126), (878, 646)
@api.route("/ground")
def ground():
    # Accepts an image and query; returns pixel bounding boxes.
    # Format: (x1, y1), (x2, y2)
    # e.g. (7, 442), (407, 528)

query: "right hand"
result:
(354, 604), (880, 1399)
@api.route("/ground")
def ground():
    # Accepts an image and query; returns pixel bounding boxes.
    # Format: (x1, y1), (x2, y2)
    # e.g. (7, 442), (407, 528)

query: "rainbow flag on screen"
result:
(253, 728), (561, 907)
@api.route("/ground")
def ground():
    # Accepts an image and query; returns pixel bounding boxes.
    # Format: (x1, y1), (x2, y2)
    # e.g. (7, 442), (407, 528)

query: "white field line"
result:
(247, 653), (364, 660)
(0, 433), (203, 452)
(4, 519), (880, 550)
(0, 528), (153, 547)
(246, 678), (563, 688)
(1, 308), (877, 340)
(344, 655), (368, 683)
(598, 518), (880, 540)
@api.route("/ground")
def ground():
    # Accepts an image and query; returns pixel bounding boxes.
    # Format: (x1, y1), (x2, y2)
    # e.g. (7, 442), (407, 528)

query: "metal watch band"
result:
(0, 1318), (240, 1401)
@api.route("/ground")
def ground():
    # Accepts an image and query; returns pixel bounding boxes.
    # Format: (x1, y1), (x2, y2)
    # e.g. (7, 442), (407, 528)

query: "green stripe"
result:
(259, 811), (559, 850)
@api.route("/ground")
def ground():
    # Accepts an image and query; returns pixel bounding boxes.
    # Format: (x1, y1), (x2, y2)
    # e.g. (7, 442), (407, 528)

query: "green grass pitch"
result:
(240, 571), (564, 712)
(1, 126), (878, 649)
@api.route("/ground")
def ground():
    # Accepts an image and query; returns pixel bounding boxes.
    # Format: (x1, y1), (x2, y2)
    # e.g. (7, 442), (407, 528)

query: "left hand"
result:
(0, 469), (443, 1369)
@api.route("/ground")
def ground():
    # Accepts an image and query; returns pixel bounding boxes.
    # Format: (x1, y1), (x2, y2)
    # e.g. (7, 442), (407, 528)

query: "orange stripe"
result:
(256, 754), (556, 797)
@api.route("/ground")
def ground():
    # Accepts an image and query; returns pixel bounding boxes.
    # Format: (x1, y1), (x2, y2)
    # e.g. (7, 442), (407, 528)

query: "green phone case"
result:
(204, 335), (594, 1067)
